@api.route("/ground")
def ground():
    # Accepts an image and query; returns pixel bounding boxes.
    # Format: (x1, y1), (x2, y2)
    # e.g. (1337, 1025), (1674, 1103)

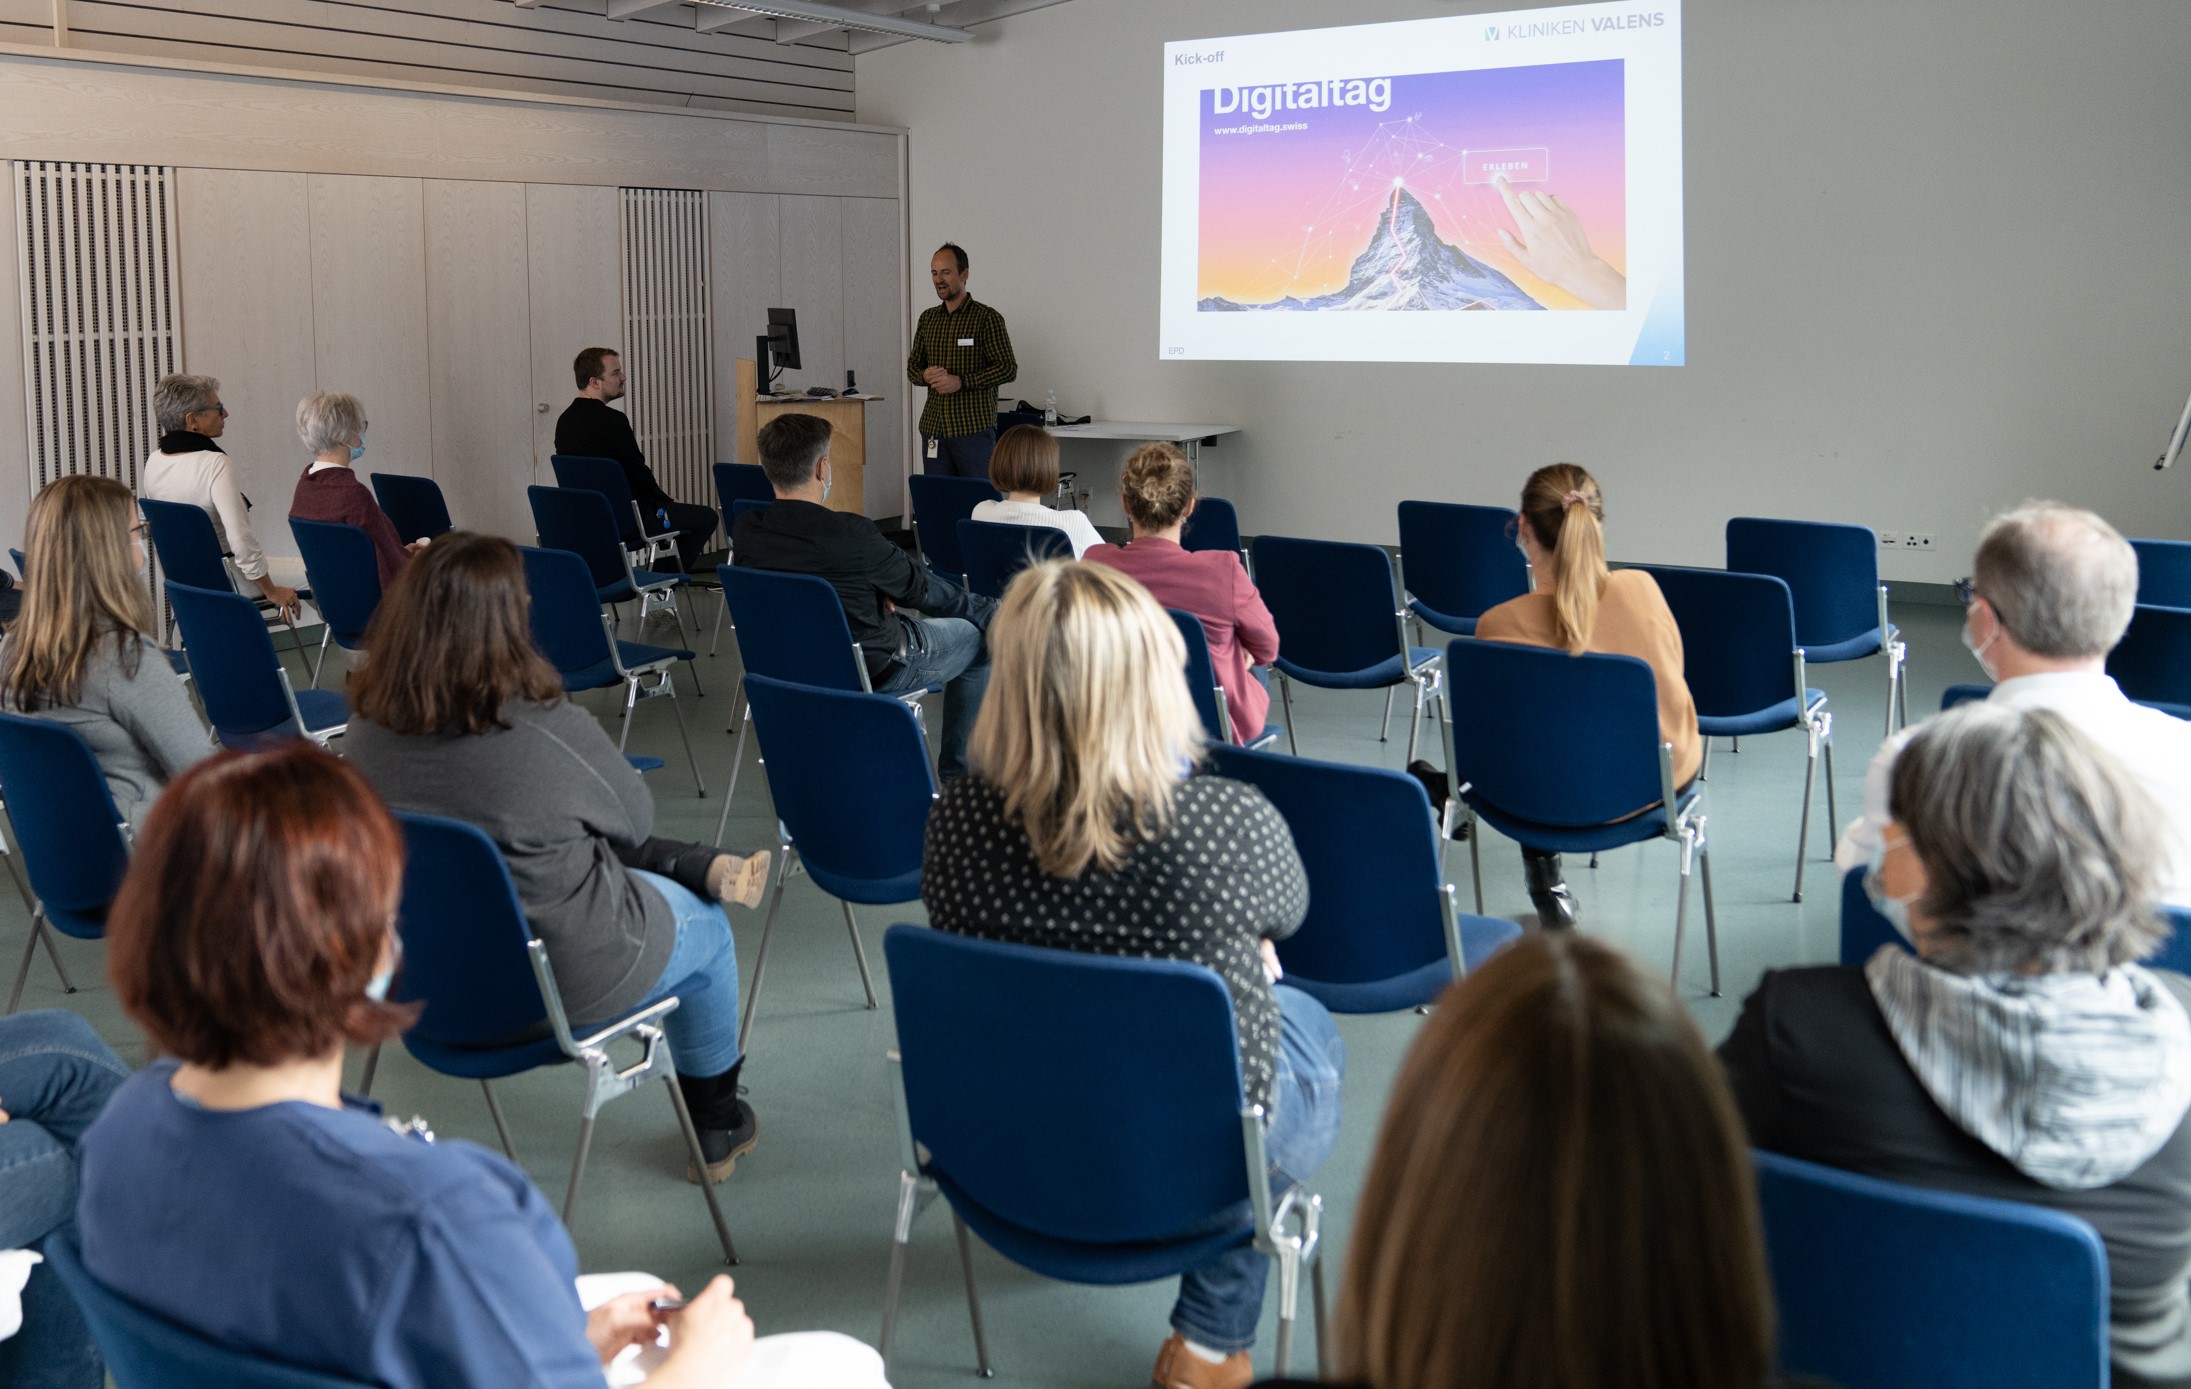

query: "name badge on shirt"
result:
(957, 337), (975, 347)
(927, 438), (940, 459)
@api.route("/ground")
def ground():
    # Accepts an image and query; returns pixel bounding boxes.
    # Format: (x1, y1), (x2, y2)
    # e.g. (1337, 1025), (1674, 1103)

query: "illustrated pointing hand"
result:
(1493, 174), (1627, 311)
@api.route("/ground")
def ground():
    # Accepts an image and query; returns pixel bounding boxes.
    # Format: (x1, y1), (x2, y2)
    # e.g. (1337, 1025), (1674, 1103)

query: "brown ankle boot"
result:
(1150, 1332), (1252, 1389)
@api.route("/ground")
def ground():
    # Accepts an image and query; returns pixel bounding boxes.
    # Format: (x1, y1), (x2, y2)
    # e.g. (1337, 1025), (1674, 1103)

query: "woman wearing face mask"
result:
(1721, 701), (2191, 1389)
(288, 391), (419, 587)
(0, 474), (212, 831)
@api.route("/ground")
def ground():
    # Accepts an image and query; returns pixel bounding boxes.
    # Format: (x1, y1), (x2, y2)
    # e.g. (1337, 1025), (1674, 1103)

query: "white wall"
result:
(858, 0), (2191, 581)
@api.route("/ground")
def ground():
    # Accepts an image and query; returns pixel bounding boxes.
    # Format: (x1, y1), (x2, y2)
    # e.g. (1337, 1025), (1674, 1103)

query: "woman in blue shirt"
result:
(74, 743), (753, 1388)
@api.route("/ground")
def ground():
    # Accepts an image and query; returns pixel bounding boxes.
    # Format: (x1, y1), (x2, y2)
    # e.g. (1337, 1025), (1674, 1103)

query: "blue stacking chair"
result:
(1754, 1150), (2108, 1389)
(709, 495), (777, 658)
(0, 712), (131, 1012)
(1395, 500), (1528, 640)
(552, 452), (679, 569)
(164, 581), (348, 750)
(2108, 604), (2191, 719)
(713, 460), (773, 520)
(369, 471), (453, 542)
(734, 674), (932, 1051)
(907, 475), (999, 583)
(519, 546), (704, 794)
(287, 518), (383, 688)
(2131, 537), (2191, 608)
(528, 485), (697, 656)
(1444, 638), (1721, 992)
(1728, 517), (1906, 734)
(881, 927), (1329, 1379)
(1181, 496), (1247, 566)
(710, 565), (932, 844)
(140, 497), (318, 683)
(956, 518), (1070, 600)
(363, 811), (737, 1262)
(1208, 742), (1520, 1010)
(1170, 610), (1281, 750)
(1251, 535), (1444, 765)
(46, 1231), (373, 1389)
(1840, 863), (2191, 975)
(1941, 683), (1991, 710)
(1634, 565), (1836, 901)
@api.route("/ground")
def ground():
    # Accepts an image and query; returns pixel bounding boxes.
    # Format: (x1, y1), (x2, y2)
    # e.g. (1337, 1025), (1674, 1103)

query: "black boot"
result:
(1405, 759), (1471, 841)
(1523, 850), (1579, 930)
(677, 1063), (759, 1185)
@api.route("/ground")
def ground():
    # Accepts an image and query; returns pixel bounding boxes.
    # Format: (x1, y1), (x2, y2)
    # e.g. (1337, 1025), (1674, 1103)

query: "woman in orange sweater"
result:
(1474, 463), (1700, 929)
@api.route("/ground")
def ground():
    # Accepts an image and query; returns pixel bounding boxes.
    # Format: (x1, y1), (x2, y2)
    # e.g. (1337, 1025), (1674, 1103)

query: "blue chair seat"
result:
(806, 862), (924, 907)
(399, 1030), (569, 1081)
(291, 688), (350, 737)
(1405, 598), (1477, 638)
(165, 650), (189, 678)
(1285, 913), (1519, 1014)
(2144, 700), (2191, 721)
(1800, 626), (1887, 664)
(1462, 784), (1701, 857)
(561, 639), (692, 694)
(1273, 645), (1439, 691)
(1941, 683), (1992, 710)
(631, 567), (684, 590)
(625, 753), (665, 773)
(1696, 688), (1826, 739)
(935, 1169), (1255, 1287)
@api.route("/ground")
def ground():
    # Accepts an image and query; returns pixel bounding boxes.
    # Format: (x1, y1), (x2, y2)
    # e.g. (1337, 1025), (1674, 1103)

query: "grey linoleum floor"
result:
(8, 592), (1971, 1389)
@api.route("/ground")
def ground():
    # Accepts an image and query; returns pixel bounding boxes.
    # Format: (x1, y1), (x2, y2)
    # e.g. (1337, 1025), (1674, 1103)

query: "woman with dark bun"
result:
(1086, 442), (1279, 744)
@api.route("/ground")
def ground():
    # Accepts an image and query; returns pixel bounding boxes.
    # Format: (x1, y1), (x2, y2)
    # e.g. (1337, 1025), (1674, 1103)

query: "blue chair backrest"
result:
(718, 566), (866, 691)
(1251, 535), (1403, 675)
(714, 461), (773, 517)
(740, 675), (933, 902)
(885, 925), (1251, 1243)
(1631, 564), (1800, 719)
(1727, 517), (1881, 649)
(1207, 743), (1450, 990)
(2131, 538), (2191, 608)
(1843, 863), (2191, 976)
(528, 485), (626, 592)
(47, 1231), (375, 1389)
(1395, 500), (1527, 623)
(1171, 610), (1227, 741)
(140, 498), (237, 594)
(392, 811), (552, 1048)
(518, 546), (616, 680)
(1446, 639), (1664, 825)
(1754, 1150), (2109, 1389)
(287, 518), (383, 647)
(730, 498), (772, 530)
(907, 475), (999, 576)
(957, 519), (1071, 599)
(0, 710), (129, 932)
(2107, 604), (2191, 713)
(163, 581), (297, 741)
(1181, 497), (1243, 555)
(551, 454), (647, 547)
(369, 472), (452, 542)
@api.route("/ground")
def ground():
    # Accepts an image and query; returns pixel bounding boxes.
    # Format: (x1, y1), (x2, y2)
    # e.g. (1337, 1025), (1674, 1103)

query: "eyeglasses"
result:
(1954, 576), (1977, 605)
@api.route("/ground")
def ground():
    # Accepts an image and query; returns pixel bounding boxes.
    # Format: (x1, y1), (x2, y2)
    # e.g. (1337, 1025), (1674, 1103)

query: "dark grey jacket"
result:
(346, 699), (674, 1023)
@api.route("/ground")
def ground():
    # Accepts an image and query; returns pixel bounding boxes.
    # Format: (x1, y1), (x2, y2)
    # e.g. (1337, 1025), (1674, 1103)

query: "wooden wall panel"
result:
(776, 194), (842, 395)
(308, 174), (433, 505)
(708, 190), (776, 463)
(173, 167), (319, 563)
(422, 179), (535, 540)
(840, 196), (904, 519)
(523, 183), (621, 475)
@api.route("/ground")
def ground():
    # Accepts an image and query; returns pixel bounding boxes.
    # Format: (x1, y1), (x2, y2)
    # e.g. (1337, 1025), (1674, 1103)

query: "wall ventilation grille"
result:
(620, 187), (713, 514)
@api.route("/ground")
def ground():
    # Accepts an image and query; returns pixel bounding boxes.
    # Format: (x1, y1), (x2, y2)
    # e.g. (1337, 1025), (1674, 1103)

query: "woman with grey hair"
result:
(1722, 701), (2191, 1389)
(288, 391), (415, 586)
(138, 372), (300, 619)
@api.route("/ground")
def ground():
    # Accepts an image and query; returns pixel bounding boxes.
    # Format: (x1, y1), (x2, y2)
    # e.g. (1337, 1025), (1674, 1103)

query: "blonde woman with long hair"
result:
(0, 474), (210, 829)
(920, 560), (1343, 1389)
(1473, 464), (1698, 928)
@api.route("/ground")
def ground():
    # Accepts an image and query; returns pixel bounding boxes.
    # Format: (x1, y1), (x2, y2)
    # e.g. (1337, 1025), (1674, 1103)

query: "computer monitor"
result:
(766, 307), (801, 372)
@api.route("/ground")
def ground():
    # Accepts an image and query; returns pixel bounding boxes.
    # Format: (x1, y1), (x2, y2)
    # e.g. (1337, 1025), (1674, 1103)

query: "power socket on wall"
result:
(1877, 530), (1935, 550)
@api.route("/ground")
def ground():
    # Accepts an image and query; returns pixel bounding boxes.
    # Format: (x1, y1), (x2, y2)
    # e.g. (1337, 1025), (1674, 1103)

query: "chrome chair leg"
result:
(1403, 680), (1425, 766)
(481, 1079), (519, 1162)
(880, 1170), (930, 1369)
(1312, 1256), (1330, 1379)
(1273, 1241), (1301, 1377)
(1379, 686), (1395, 743)
(1794, 726), (1819, 903)
(1278, 673), (1299, 755)
(36, 920), (73, 995)
(311, 627), (332, 689)
(562, 1113), (596, 1224)
(1700, 829), (1722, 997)
(358, 1042), (381, 1097)
(663, 1071), (740, 1264)
(736, 848), (793, 1054)
(708, 598), (731, 658)
(1467, 813), (1485, 915)
(1823, 724), (1840, 844)
(664, 680), (706, 797)
(951, 1211), (994, 1378)
(843, 902), (879, 1010)
(6, 919), (40, 1015)
(1671, 831), (1695, 989)
(712, 713), (752, 848)
(1700, 739), (1713, 781)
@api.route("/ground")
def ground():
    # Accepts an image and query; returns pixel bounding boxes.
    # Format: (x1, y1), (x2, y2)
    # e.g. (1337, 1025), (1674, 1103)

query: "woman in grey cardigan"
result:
(343, 532), (769, 1185)
(0, 474), (211, 830)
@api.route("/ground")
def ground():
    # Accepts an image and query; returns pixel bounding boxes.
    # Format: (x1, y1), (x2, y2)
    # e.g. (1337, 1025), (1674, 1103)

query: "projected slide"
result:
(1159, 1), (1684, 366)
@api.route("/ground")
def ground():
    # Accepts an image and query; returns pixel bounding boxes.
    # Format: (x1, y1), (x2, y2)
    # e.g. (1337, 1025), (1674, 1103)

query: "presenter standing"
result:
(906, 243), (1016, 478)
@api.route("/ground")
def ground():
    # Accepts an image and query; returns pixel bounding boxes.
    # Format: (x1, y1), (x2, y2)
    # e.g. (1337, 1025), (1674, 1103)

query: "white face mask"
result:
(1960, 609), (2001, 682)
(1865, 834), (1919, 939)
(365, 935), (401, 1002)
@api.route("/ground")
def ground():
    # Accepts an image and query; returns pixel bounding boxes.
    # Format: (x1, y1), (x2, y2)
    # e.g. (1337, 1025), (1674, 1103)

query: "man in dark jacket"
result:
(554, 347), (719, 573)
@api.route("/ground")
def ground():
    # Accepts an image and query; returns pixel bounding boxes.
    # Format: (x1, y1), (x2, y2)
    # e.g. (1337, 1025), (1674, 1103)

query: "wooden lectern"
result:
(734, 357), (881, 515)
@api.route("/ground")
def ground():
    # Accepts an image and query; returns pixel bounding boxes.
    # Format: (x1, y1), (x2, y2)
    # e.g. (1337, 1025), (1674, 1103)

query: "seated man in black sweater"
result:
(554, 347), (720, 573)
(733, 412), (994, 783)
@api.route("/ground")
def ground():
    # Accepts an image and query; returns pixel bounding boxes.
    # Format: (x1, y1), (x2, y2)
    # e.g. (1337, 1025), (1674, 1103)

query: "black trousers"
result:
(617, 835), (720, 900)
(659, 499), (721, 574)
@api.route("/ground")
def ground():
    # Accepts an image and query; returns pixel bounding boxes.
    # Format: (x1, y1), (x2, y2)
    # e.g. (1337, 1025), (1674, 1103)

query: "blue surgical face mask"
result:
(348, 427), (368, 465)
(365, 935), (401, 1002)
(1864, 834), (1918, 939)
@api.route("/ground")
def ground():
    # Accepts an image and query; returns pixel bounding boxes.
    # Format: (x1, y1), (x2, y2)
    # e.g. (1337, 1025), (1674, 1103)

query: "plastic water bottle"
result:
(1044, 390), (1059, 427)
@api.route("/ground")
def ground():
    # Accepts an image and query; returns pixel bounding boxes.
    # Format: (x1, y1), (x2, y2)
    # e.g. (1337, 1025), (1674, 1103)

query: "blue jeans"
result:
(1171, 985), (1345, 1353)
(0, 1011), (128, 1389)
(876, 573), (996, 784)
(922, 428), (997, 480)
(628, 871), (743, 1078)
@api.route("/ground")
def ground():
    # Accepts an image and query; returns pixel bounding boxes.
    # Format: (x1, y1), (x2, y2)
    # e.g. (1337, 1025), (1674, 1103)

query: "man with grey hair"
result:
(139, 373), (299, 619)
(1838, 500), (2191, 907)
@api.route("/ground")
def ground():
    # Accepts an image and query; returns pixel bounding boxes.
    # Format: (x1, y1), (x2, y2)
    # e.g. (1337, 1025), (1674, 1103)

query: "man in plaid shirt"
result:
(905, 242), (1016, 478)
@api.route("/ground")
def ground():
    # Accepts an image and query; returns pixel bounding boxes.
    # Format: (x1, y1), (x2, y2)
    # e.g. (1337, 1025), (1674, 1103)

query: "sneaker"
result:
(707, 852), (772, 909)
(1149, 1333), (1252, 1389)
(686, 1098), (760, 1185)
